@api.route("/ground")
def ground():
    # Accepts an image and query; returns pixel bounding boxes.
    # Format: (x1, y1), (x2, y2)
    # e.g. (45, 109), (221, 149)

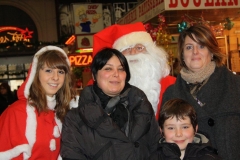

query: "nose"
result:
(129, 48), (138, 55)
(193, 46), (199, 55)
(175, 129), (183, 137)
(52, 71), (59, 80)
(113, 69), (119, 77)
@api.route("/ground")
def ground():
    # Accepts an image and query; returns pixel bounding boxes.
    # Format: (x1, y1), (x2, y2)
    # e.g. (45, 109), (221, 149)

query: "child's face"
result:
(161, 116), (196, 151)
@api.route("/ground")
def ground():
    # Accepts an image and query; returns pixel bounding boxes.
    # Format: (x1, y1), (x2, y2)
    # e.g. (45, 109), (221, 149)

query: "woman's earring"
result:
(211, 55), (214, 61)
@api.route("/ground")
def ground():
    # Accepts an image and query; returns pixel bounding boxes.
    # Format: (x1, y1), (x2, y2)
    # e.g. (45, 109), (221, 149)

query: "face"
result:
(121, 44), (146, 56)
(96, 55), (126, 97)
(0, 87), (7, 95)
(161, 116), (197, 151)
(39, 63), (65, 97)
(183, 34), (212, 72)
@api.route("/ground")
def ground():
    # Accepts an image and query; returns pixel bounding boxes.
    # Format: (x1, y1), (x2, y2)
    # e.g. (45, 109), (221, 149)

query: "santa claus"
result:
(93, 22), (176, 119)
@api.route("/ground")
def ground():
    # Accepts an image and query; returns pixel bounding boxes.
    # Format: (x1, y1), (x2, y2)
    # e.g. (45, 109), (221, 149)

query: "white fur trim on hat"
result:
(113, 31), (153, 51)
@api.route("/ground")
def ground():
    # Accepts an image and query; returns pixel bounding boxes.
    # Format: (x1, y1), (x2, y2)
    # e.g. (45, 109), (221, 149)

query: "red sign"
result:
(68, 54), (93, 66)
(0, 26), (33, 44)
(168, 0), (238, 9)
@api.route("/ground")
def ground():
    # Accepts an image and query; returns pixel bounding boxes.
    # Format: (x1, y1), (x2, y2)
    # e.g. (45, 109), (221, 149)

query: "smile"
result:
(49, 83), (58, 87)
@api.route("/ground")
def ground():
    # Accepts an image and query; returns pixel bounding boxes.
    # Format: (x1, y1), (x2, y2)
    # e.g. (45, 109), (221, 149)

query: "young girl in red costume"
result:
(0, 46), (78, 159)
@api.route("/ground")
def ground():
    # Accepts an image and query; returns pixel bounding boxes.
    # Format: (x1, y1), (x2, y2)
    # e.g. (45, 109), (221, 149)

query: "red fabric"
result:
(0, 57), (61, 159)
(93, 22), (146, 56)
(87, 79), (94, 86)
(0, 101), (61, 160)
(87, 75), (176, 120)
(155, 75), (176, 120)
(0, 101), (28, 160)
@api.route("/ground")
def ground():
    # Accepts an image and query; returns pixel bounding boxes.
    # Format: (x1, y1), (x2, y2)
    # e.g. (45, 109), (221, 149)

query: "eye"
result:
(104, 67), (112, 71)
(183, 126), (189, 129)
(118, 67), (125, 71)
(185, 45), (193, 50)
(136, 46), (143, 50)
(199, 45), (205, 49)
(167, 127), (174, 130)
(45, 68), (52, 73)
(135, 45), (145, 51)
(58, 70), (65, 74)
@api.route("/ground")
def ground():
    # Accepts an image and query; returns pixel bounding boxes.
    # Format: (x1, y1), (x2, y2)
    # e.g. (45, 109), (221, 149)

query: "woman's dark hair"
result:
(178, 24), (225, 69)
(91, 48), (131, 82)
(159, 98), (198, 133)
(0, 82), (11, 94)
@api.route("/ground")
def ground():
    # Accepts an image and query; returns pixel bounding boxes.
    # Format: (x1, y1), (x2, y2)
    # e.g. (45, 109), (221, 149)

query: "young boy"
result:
(149, 98), (222, 160)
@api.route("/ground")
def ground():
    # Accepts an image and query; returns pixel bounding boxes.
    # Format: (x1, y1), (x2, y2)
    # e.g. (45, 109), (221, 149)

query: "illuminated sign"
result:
(68, 54), (93, 66)
(65, 35), (75, 45)
(0, 26), (33, 44)
(75, 48), (93, 53)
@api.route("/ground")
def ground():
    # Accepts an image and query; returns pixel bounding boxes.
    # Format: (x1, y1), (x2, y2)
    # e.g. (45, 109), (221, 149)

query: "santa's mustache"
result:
(125, 52), (148, 64)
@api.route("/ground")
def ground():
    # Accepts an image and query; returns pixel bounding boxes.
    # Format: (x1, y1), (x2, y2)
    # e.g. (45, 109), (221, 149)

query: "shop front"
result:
(116, 0), (240, 73)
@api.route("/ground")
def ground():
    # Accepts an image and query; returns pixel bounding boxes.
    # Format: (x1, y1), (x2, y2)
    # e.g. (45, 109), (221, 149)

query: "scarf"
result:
(93, 82), (131, 131)
(180, 61), (216, 107)
(180, 61), (216, 84)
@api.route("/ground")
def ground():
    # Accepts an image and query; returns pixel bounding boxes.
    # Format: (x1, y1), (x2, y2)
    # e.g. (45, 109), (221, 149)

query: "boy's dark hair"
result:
(159, 98), (198, 132)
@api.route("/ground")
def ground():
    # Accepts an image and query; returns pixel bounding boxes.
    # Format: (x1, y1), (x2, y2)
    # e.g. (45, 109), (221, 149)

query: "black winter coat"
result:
(61, 85), (161, 160)
(161, 66), (240, 160)
(148, 133), (222, 160)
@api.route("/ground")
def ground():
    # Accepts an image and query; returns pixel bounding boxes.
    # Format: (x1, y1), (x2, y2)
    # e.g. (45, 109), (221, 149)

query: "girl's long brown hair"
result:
(29, 50), (76, 122)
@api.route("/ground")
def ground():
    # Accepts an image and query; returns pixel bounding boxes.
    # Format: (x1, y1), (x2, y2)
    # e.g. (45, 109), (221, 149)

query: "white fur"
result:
(69, 95), (79, 109)
(0, 144), (31, 160)
(50, 139), (56, 151)
(125, 44), (170, 115)
(53, 126), (60, 138)
(113, 31), (153, 51)
(25, 104), (36, 158)
(55, 115), (62, 133)
(57, 155), (62, 160)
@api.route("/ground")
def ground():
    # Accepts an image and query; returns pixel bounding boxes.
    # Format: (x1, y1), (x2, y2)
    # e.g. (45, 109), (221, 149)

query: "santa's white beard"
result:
(126, 52), (163, 115)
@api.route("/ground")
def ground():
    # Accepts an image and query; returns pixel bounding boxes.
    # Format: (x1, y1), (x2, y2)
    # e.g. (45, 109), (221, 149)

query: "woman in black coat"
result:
(60, 48), (160, 160)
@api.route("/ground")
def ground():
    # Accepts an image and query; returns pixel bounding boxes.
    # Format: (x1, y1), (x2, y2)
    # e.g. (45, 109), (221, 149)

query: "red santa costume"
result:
(0, 46), (78, 160)
(93, 22), (176, 120)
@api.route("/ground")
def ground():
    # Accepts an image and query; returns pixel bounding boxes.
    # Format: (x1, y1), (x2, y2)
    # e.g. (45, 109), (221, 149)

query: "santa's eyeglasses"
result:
(121, 44), (146, 55)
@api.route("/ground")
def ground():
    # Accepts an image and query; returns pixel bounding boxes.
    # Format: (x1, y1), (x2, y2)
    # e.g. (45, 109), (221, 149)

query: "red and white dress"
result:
(0, 46), (78, 160)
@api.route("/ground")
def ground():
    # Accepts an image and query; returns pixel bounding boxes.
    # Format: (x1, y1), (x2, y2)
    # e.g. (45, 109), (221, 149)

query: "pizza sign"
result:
(68, 54), (93, 66)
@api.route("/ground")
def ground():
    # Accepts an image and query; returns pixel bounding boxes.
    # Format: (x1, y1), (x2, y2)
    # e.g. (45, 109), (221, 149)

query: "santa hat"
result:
(93, 22), (153, 56)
